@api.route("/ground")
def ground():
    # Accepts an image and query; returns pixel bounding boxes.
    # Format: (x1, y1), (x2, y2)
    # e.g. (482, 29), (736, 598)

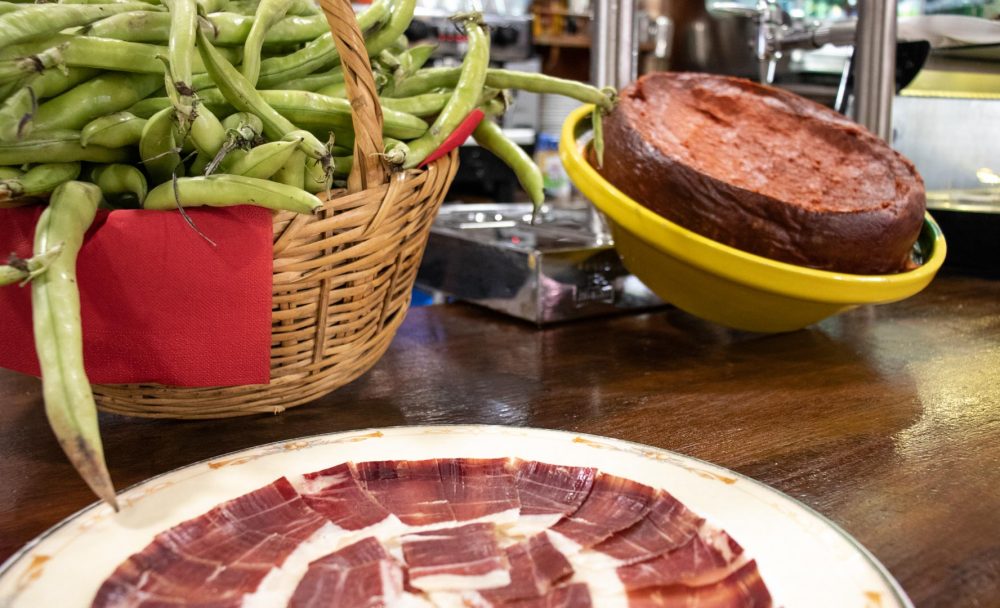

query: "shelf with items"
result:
(533, 33), (592, 48)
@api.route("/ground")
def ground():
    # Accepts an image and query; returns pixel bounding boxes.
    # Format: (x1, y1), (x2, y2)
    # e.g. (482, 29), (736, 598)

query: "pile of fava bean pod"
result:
(0, 0), (617, 506)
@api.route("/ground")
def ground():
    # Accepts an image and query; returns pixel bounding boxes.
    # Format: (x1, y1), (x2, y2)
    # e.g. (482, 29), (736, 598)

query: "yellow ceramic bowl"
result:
(560, 105), (947, 333)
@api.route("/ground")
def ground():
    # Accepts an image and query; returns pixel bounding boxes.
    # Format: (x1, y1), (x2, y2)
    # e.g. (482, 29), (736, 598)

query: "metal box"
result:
(416, 203), (665, 325)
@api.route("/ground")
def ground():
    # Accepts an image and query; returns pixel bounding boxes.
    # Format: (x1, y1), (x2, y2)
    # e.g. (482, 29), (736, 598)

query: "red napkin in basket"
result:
(0, 205), (273, 387)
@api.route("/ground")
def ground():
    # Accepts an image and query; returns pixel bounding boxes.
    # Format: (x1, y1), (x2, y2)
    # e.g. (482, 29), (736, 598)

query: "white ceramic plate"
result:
(0, 425), (912, 607)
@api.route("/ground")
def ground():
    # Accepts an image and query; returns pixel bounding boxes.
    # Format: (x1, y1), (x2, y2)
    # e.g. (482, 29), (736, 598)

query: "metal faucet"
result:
(710, 0), (898, 141)
(712, 0), (896, 142)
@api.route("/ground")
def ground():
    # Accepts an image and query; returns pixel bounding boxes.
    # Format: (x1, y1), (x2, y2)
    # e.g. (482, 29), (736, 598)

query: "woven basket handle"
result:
(318, 0), (388, 192)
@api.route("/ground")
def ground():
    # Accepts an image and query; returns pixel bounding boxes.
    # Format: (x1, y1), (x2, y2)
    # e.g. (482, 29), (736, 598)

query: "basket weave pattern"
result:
(92, 0), (459, 419)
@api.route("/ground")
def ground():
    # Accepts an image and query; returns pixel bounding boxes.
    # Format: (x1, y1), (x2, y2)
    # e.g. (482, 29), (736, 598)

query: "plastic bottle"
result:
(534, 132), (571, 201)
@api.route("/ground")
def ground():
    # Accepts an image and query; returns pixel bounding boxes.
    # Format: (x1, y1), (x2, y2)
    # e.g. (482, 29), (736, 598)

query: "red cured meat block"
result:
(288, 537), (403, 608)
(92, 478), (326, 608)
(617, 527), (745, 591)
(549, 474), (656, 549)
(402, 522), (511, 591)
(479, 534), (574, 603)
(595, 491), (704, 565)
(514, 461), (596, 517)
(297, 463), (391, 530)
(625, 560), (772, 607)
(439, 458), (520, 521)
(354, 459), (519, 526)
(500, 582), (594, 608)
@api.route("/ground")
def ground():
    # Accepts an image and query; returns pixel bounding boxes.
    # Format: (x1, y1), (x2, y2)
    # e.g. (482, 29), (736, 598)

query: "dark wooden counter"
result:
(2, 272), (998, 607)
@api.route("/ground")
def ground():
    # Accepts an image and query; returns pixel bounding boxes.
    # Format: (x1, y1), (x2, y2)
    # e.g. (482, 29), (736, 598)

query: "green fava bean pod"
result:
(0, 3), (153, 50)
(211, 13), (330, 46)
(391, 67), (617, 112)
(0, 46), (64, 85)
(472, 118), (543, 210)
(273, 147), (305, 188)
(315, 81), (345, 99)
(0, 67), (100, 142)
(0, 165), (22, 179)
(379, 92), (452, 117)
(143, 174), (322, 214)
(273, 66), (344, 92)
(189, 151), (210, 176)
(241, 0), (295, 85)
(140, 106), (183, 184)
(187, 103), (227, 157)
(222, 138), (299, 179)
(80, 112), (147, 148)
(0, 131), (131, 164)
(162, 0), (198, 124)
(195, 28), (329, 163)
(257, 89), (429, 140)
(91, 163), (148, 205)
(31, 180), (118, 508)
(221, 111), (264, 139)
(32, 72), (163, 132)
(81, 10), (170, 43)
(304, 155), (330, 193)
(0, 246), (61, 287)
(403, 16), (489, 169)
(362, 0), (416, 58)
(252, 0), (389, 90)
(0, 162), (81, 200)
(8, 37), (244, 75)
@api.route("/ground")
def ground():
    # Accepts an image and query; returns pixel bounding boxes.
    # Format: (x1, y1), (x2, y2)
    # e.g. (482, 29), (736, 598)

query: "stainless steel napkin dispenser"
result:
(416, 203), (665, 325)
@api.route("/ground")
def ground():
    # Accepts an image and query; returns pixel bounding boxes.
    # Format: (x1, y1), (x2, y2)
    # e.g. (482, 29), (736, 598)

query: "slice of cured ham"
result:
(616, 526), (745, 591)
(500, 582), (594, 608)
(548, 474), (656, 549)
(594, 491), (704, 565)
(625, 560), (772, 608)
(439, 458), (520, 521)
(402, 522), (511, 591)
(92, 477), (326, 608)
(514, 462), (596, 517)
(355, 459), (520, 526)
(295, 463), (392, 531)
(478, 534), (574, 603)
(288, 537), (403, 608)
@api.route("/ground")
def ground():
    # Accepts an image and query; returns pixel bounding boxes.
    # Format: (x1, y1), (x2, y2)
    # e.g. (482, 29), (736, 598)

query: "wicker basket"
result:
(92, 0), (459, 419)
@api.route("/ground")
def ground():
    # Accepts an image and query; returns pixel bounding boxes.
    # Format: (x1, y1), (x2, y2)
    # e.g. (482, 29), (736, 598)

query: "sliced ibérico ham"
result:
(477, 534), (574, 603)
(92, 458), (772, 608)
(354, 460), (452, 526)
(616, 525), (745, 591)
(295, 463), (392, 531)
(514, 461), (596, 517)
(499, 582), (594, 608)
(594, 491), (704, 565)
(92, 477), (326, 608)
(439, 458), (520, 521)
(402, 522), (511, 591)
(288, 537), (403, 608)
(625, 560), (772, 608)
(354, 459), (519, 526)
(548, 474), (656, 549)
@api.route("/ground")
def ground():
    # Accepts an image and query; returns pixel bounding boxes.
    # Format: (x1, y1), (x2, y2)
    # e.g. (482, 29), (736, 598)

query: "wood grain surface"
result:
(1, 272), (998, 607)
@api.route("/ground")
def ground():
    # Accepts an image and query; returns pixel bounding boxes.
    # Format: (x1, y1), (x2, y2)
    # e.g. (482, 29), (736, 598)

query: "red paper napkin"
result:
(0, 205), (273, 387)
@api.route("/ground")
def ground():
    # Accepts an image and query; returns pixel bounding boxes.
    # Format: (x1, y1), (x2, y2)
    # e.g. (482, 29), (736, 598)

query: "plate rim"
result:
(0, 423), (914, 608)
